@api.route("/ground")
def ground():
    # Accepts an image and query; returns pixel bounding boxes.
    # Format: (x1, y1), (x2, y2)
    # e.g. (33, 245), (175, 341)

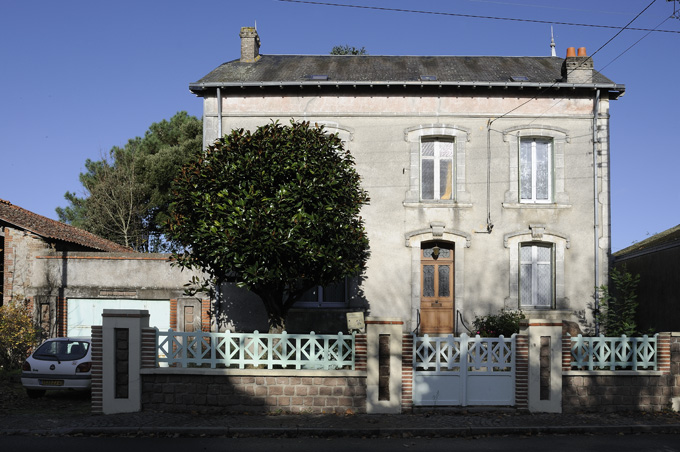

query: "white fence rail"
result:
(570, 334), (658, 371)
(413, 334), (516, 406)
(156, 329), (355, 370)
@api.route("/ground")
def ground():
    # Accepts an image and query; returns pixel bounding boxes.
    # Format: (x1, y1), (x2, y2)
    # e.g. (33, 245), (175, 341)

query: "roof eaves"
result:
(189, 80), (625, 96)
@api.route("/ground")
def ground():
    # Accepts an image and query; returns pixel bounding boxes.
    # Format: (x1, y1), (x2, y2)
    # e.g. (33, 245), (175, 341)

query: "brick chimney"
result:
(240, 26), (260, 63)
(562, 47), (593, 84)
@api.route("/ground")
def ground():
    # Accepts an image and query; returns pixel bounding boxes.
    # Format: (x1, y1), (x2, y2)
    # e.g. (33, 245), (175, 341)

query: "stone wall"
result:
(562, 333), (679, 413)
(141, 372), (366, 414)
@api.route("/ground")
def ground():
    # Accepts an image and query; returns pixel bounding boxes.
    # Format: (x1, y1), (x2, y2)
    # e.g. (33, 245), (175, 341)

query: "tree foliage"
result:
(330, 45), (367, 55)
(167, 121), (370, 329)
(0, 300), (40, 371)
(56, 111), (202, 252)
(597, 266), (640, 336)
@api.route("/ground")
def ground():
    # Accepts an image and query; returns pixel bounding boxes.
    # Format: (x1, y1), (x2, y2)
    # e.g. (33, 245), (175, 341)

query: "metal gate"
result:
(413, 334), (516, 406)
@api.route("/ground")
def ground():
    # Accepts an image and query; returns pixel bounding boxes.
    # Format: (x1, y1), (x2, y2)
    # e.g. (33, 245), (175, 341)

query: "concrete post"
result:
(523, 319), (563, 413)
(101, 309), (149, 414)
(365, 318), (403, 413)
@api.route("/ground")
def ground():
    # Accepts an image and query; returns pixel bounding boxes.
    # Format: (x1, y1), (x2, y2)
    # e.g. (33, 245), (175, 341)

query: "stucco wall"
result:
(203, 87), (612, 334)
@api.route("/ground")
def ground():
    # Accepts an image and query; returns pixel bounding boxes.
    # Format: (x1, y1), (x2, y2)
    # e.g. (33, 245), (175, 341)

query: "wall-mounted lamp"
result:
(432, 245), (440, 260)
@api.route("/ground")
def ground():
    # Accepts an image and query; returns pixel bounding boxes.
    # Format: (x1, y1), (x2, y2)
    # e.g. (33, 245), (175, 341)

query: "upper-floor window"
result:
(520, 138), (552, 203)
(421, 138), (454, 201)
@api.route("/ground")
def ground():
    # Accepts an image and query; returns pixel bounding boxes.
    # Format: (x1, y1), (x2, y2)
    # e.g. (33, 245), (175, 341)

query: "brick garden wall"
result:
(140, 372), (366, 414)
(562, 333), (679, 413)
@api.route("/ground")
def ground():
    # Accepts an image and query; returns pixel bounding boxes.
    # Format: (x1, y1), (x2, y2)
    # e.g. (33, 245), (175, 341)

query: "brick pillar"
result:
(515, 334), (529, 410)
(562, 333), (572, 372)
(56, 297), (67, 337)
(91, 325), (103, 414)
(141, 327), (156, 369)
(169, 299), (178, 330)
(658, 332), (671, 374)
(201, 299), (211, 332)
(355, 334), (367, 371)
(401, 334), (414, 412)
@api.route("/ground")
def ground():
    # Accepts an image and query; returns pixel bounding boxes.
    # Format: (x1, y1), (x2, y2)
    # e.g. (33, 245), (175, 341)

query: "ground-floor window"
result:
(519, 243), (554, 308)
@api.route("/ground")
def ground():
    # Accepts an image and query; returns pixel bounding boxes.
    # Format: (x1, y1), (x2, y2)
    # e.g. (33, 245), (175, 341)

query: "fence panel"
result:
(413, 334), (515, 406)
(156, 329), (354, 370)
(570, 334), (658, 371)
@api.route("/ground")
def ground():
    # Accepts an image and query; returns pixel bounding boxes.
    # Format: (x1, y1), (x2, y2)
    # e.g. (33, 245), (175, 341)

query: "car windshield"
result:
(33, 340), (90, 361)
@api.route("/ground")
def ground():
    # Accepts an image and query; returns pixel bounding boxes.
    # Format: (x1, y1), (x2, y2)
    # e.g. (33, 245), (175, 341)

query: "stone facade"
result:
(190, 28), (624, 335)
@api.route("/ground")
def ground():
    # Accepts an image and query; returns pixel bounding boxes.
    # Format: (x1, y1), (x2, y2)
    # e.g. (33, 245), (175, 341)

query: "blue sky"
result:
(1, 0), (678, 252)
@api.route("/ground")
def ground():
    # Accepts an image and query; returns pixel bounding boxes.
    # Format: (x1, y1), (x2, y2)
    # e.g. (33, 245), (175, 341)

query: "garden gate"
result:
(412, 334), (516, 406)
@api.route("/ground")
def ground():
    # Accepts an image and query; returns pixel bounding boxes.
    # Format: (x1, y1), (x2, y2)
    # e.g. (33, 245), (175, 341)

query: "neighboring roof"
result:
(189, 55), (624, 95)
(614, 224), (680, 260)
(0, 199), (133, 253)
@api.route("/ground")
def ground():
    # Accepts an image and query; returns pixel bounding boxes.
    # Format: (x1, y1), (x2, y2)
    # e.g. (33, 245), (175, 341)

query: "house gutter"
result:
(217, 87), (222, 138)
(189, 80), (626, 97)
(593, 89), (601, 335)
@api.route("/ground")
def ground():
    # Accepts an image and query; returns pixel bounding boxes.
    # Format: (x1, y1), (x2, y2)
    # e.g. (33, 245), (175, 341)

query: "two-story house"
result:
(189, 27), (624, 335)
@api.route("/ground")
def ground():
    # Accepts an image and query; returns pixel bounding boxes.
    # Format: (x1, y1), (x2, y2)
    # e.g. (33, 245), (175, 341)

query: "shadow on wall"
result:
(214, 276), (370, 334)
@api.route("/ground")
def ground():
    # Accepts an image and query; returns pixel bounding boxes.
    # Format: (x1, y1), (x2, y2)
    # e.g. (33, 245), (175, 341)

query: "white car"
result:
(21, 337), (92, 398)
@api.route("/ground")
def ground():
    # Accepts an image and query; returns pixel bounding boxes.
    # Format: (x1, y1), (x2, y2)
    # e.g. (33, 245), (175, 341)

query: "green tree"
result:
(330, 45), (367, 55)
(167, 121), (370, 330)
(56, 112), (202, 251)
(597, 266), (640, 336)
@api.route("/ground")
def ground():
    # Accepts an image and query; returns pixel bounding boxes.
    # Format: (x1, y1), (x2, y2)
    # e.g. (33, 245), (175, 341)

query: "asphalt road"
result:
(2, 433), (680, 452)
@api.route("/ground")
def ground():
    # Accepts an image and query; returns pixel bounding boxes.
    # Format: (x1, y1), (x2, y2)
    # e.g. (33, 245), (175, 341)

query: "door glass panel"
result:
(423, 265), (435, 297)
(438, 265), (450, 297)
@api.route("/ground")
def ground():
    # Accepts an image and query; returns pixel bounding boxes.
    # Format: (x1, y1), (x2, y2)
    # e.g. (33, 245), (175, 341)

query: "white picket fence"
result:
(569, 334), (658, 371)
(412, 334), (516, 406)
(156, 329), (355, 370)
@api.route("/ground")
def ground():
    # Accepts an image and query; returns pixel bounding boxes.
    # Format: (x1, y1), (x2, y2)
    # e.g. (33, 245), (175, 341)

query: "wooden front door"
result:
(419, 243), (454, 334)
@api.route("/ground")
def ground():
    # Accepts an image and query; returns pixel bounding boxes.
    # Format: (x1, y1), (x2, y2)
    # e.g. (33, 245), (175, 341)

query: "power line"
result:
(600, 16), (671, 71)
(279, 0), (680, 34)
(490, 0), (657, 126)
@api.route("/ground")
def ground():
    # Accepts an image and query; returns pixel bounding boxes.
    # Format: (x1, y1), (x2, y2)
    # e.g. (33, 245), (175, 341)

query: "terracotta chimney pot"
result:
(577, 47), (587, 57)
(566, 47), (576, 58)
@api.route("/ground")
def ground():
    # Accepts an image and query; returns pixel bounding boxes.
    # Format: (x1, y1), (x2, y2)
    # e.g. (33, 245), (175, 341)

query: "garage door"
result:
(67, 299), (171, 337)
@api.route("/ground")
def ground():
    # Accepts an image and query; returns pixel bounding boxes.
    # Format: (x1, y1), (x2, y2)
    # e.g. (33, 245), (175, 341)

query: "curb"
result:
(2, 423), (680, 438)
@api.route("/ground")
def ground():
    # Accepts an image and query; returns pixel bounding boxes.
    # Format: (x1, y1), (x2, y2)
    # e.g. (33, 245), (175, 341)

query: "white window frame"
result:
(403, 124), (471, 207)
(420, 138), (455, 201)
(504, 227), (569, 310)
(519, 138), (553, 204)
(519, 243), (554, 309)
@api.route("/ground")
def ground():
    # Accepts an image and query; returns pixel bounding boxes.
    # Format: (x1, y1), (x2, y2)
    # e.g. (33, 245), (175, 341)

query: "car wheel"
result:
(26, 389), (46, 398)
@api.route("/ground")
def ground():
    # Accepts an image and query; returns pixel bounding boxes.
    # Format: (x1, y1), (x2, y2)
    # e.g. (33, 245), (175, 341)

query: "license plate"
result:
(40, 379), (64, 386)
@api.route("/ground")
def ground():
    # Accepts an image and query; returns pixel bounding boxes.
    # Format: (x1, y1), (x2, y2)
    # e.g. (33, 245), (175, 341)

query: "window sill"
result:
(502, 202), (571, 209)
(403, 201), (473, 209)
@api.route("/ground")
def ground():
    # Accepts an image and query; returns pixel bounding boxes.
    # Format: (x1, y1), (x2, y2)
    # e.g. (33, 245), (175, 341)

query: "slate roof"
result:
(190, 55), (623, 94)
(0, 199), (133, 253)
(614, 224), (680, 259)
